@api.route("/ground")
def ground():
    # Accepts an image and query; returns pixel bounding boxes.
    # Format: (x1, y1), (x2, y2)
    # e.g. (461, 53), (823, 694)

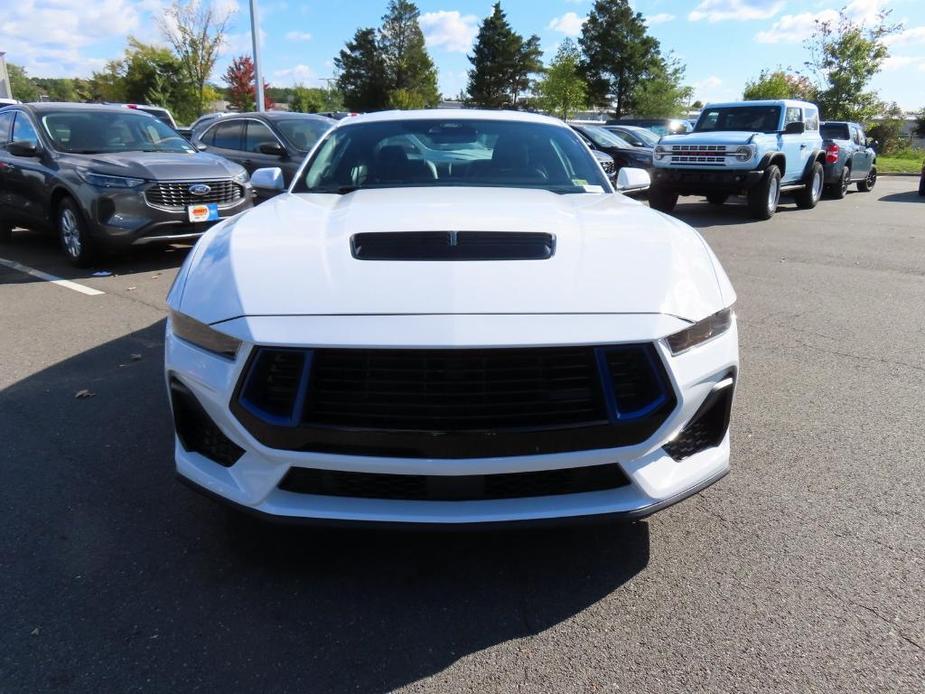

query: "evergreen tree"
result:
(466, 2), (542, 109)
(379, 0), (440, 108)
(579, 0), (661, 116)
(335, 27), (390, 112)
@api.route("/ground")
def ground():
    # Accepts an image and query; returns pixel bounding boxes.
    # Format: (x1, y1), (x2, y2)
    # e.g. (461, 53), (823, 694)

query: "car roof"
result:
(16, 102), (155, 116)
(703, 99), (817, 109)
(342, 109), (567, 128)
(225, 111), (336, 122)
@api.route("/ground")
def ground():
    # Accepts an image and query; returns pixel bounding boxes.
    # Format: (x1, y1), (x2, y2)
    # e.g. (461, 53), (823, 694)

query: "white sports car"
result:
(165, 109), (738, 526)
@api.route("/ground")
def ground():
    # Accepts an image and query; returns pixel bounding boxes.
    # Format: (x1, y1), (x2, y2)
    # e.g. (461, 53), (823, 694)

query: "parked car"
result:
(119, 103), (178, 129)
(166, 109), (738, 526)
(649, 100), (825, 220)
(187, 112), (230, 141)
(819, 121), (877, 198)
(193, 112), (336, 190)
(0, 103), (253, 265)
(607, 118), (693, 136)
(569, 123), (653, 174)
(604, 124), (660, 149)
(591, 148), (616, 184)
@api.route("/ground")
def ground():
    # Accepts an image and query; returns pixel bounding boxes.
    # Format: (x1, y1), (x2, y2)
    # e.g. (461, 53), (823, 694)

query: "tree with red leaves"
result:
(223, 55), (272, 111)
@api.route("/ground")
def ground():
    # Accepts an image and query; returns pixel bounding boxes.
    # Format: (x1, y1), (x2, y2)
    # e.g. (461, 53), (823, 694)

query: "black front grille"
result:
(600, 160), (616, 174)
(145, 179), (244, 208)
(279, 463), (630, 501)
(170, 379), (244, 467)
(231, 345), (677, 459)
(303, 347), (605, 430)
(351, 232), (556, 261)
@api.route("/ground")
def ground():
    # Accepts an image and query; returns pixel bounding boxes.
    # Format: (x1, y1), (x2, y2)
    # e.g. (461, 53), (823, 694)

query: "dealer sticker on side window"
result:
(188, 203), (219, 223)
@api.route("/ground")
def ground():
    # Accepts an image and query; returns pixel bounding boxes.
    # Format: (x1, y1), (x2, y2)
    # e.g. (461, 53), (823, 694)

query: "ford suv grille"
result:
(145, 180), (244, 208)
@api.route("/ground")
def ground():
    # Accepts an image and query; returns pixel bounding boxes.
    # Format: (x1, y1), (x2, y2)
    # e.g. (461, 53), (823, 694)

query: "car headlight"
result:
(665, 307), (734, 355)
(233, 169), (250, 184)
(169, 309), (241, 359)
(654, 145), (669, 160)
(76, 170), (146, 188)
(734, 145), (756, 162)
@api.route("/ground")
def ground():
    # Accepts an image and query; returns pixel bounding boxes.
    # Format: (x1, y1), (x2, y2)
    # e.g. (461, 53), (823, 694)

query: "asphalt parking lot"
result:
(1, 177), (923, 692)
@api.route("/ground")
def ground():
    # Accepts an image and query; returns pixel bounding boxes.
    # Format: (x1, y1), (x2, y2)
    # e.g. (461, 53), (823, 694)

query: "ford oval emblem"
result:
(189, 183), (211, 196)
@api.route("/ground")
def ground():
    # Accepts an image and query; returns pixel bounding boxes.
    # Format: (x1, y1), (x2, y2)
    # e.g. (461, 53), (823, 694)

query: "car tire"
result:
(706, 193), (728, 205)
(857, 167), (877, 192)
(795, 161), (824, 209)
(919, 174), (925, 196)
(0, 222), (11, 243)
(747, 165), (781, 220)
(648, 186), (678, 213)
(57, 197), (97, 267)
(828, 167), (850, 199)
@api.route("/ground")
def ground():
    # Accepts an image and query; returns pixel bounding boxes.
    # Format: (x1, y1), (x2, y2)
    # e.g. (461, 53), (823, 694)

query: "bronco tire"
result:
(706, 193), (728, 205)
(648, 185), (679, 213)
(827, 166), (850, 199)
(747, 165), (781, 220)
(857, 166), (877, 192)
(795, 161), (824, 209)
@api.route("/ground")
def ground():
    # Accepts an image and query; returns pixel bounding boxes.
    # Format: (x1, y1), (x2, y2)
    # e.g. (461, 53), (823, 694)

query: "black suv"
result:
(0, 103), (253, 265)
(193, 112), (335, 191)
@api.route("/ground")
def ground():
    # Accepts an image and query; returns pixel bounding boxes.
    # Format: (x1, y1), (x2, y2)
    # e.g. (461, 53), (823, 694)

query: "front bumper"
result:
(652, 167), (764, 195)
(83, 183), (253, 248)
(165, 314), (738, 525)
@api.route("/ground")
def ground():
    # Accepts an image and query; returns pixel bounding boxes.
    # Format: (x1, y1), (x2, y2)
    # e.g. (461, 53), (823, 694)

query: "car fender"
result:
(757, 151), (786, 176)
(801, 149), (825, 180)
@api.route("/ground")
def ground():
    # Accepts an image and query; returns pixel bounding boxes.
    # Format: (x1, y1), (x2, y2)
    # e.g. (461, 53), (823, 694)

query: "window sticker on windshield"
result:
(572, 178), (588, 186)
(582, 185), (605, 193)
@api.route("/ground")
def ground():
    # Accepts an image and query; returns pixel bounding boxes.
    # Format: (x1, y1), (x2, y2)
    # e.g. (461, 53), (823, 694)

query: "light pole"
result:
(249, 0), (265, 112)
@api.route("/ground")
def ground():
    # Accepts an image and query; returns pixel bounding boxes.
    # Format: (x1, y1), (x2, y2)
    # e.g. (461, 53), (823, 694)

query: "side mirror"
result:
(250, 167), (285, 195)
(195, 142), (207, 152)
(258, 141), (286, 157)
(783, 121), (805, 135)
(616, 167), (651, 193)
(8, 140), (39, 157)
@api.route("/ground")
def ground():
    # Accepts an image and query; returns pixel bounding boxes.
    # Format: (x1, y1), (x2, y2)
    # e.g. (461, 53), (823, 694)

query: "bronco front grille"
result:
(145, 179), (244, 208)
(231, 345), (677, 458)
(667, 144), (732, 167)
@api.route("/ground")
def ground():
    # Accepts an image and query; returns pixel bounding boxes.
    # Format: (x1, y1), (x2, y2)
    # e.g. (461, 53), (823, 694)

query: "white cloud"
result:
(754, 9), (838, 43)
(419, 10), (478, 53)
(885, 26), (925, 47)
(882, 54), (925, 71)
(272, 64), (320, 87)
(547, 12), (587, 37)
(285, 31), (313, 42)
(647, 13), (676, 25)
(689, 0), (785, 23)
(691, 75), (737, 104)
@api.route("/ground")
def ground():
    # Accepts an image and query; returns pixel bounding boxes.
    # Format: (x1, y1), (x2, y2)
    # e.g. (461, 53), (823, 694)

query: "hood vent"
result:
(350, 231), (556, 261)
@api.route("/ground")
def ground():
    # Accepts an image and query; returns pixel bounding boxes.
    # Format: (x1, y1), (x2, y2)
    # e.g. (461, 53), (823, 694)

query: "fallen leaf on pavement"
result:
(74, 389), (95, 399)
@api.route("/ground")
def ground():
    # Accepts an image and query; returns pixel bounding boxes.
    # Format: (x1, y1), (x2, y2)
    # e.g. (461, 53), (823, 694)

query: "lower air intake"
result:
(170, 378), (244, 467)
(663, 376), (735, 461)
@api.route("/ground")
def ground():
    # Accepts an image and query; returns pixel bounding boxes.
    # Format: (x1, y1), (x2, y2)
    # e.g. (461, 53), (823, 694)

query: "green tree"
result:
(632, 54), (693, 117)
(88, 60), (127, 103)
(867, 102), (908, 154)
(290, 84), (326, 113)
(159, 0), (233, 117)
(534, 38), (587, 119)
(743, 68), (816, 101)
(6, 63), (41, 102)
(31, 78), (88, 102)
(915, 108), (925, 138)
(579, 0), (661, 116)
(691, 100), (703, 110)
(466, 2), (542, 108)
(335, 27), (390, 111)
(379, 0), (440, 108)
(804, 7), (901, 122)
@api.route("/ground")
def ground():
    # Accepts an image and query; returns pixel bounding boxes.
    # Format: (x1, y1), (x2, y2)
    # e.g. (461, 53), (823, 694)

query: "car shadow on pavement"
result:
(666, 197), (809, 227)
(878, 190), (924, 204)
(0, 321), (650, 693)
(1, 228), (192, 280)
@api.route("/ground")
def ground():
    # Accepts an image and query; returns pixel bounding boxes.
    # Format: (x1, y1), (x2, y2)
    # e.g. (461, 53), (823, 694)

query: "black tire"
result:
(795, 161), (824, 209)
(706, 193), (728, 205)
(857, 166), (877, 192)
(747, 165), (781, 220)
(919, 174), (925, 196)
(827, 166), (850, 199)
(57, 197), (97, 267)
(0, 222), (11, 243)
(648, 185), (679, 213)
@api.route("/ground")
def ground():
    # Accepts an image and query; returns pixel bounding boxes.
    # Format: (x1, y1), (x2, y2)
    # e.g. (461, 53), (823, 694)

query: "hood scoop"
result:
(350, 231), (556, 261)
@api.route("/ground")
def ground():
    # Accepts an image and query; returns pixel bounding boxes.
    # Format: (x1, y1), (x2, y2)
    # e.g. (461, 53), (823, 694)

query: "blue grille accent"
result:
(594, 345), (671, 422)
(238, 348), (313, 426)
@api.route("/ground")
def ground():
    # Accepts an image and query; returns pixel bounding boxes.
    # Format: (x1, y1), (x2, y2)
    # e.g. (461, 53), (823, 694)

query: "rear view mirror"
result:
(251, 167), (285, 195)
(616, 167), (650, 193)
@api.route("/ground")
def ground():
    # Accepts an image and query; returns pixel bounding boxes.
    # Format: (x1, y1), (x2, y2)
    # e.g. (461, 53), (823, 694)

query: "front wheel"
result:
(648, 186), (679, 213)
(747, 165), (781, 220)
(58, 197), (97, 267)
(795, 161), (824, 209)
(706, 193), (728, 205)
(857, 167), (877, 192)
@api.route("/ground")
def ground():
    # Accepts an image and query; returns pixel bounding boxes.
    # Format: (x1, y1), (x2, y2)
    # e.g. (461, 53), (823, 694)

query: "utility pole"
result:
(249, 0), (265, 112)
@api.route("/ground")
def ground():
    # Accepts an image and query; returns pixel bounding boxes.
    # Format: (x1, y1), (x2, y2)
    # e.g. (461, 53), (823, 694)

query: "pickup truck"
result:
(820, 121), (877, 198)
(649, 100), (825, 220)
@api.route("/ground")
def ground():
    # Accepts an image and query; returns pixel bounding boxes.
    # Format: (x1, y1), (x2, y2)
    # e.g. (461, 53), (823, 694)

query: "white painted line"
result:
(0, 257), (105, 296)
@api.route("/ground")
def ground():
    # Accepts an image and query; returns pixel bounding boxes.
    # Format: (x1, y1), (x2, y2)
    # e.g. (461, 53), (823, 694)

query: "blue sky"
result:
(3, 0), (925, 109)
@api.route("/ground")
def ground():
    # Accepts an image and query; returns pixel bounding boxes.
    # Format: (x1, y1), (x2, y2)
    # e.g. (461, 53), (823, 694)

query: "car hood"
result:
(173, 187), (733, 325)
(61, 151), (244, 180)
(660, 131), (763, 146)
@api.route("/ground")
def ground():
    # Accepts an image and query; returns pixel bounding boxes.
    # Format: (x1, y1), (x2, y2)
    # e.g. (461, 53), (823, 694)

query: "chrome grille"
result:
(145, 180), (244, 208)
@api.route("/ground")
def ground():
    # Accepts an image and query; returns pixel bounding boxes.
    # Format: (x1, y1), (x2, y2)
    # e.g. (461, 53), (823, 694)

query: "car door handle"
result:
(800, 144), (807, 149)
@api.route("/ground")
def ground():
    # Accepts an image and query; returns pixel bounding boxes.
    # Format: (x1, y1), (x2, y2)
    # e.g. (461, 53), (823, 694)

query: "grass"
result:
(876, 146), (924, 174)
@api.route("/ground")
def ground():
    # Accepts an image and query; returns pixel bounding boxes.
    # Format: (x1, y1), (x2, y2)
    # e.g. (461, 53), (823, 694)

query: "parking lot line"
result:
(0, 257), (105, 296)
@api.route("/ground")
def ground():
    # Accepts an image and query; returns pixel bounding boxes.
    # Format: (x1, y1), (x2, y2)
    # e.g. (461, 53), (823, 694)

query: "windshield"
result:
(295, 119), (610, 195)
(695, 106), (782, 133)
(276, 118), (334, 152)
(607, 126), (657, 147)
(41, 111), (195, 154)
(579, 125), (631, 149)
